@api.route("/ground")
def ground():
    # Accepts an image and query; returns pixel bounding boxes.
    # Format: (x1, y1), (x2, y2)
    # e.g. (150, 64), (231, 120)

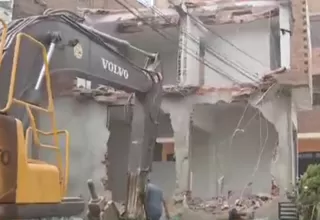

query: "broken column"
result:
(252, 90), (294, 193)
(171, 107), (192, 195)
(162, 99), (192, 196)
(107, 105), (133, 202)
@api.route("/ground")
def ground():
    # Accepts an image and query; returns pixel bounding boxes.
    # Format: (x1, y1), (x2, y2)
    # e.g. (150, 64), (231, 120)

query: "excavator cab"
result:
(0, 32), (84, 219)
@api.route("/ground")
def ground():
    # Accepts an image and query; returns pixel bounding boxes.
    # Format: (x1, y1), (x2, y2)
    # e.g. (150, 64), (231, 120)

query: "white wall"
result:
(183, 18), (274, 87)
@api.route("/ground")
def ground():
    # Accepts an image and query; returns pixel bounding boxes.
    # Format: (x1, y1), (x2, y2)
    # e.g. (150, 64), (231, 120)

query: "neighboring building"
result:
(296, 10), (320, 176)
(297, 0), (320, 165)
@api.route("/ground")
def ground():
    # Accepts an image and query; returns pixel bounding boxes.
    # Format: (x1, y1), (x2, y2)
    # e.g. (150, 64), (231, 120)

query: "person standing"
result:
(145, 179), (170, 220)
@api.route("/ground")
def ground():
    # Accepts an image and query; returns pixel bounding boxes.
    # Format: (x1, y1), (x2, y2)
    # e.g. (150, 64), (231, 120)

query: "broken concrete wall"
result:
(162, 9), (296, 198)
(252, 91), (295, 192)
(191, 103), (278, 198)
(161, 97), (194, 195)
(161, 89), (295, 198)
(161, 93), (235, 195)
(37, 97), (177, 200)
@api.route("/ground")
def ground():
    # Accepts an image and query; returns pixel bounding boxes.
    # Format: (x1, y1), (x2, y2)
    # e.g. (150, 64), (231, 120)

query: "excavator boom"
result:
(0, 12), (156, 112)
(0, 10), (162, 220)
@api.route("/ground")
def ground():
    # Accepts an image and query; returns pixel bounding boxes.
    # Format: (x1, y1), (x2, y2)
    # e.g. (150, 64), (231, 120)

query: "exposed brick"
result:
(281, 0), (310, 86)
(298, 109), (320, 133)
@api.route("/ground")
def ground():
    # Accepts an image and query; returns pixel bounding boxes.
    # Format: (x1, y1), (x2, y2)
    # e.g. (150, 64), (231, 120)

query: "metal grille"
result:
(278, 202), (298, 220)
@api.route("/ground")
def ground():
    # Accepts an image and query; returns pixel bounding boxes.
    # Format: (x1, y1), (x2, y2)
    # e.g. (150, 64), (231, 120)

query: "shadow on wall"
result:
(191, 102), (278, 198)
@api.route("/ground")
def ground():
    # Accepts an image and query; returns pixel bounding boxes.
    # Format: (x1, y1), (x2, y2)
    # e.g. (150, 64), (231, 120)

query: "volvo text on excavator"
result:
(0, 9), (162, 220)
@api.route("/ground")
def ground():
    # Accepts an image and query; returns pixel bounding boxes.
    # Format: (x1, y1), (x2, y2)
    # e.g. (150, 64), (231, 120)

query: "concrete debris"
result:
(184, 193), (273, 217)
(54, 85), (135, 105)
(163, 85), (199, 96)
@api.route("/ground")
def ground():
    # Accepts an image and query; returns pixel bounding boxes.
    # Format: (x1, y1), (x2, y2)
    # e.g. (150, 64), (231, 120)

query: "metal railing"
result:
(25, 127), (70, 196)
(0, 32), (67, 196)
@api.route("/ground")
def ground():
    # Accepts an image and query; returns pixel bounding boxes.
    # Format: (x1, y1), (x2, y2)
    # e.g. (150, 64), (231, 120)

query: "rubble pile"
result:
(186, 193), (273, 216)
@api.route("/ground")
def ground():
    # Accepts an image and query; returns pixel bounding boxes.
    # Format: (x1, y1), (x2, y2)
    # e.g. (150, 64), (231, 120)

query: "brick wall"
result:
(298, 138), (320, 152)
(298, 109), (320, 133)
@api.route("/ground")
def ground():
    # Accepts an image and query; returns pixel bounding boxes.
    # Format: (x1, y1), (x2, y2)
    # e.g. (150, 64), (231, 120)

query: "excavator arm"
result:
(0, 12), (157, 109)
(0, 10), (162, 220)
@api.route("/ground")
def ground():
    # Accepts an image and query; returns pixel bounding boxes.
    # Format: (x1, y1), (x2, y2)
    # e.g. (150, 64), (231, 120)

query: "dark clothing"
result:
(146, 183), (163, 220)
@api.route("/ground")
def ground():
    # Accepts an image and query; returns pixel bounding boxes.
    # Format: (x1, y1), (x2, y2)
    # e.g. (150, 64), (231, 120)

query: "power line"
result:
(138, 0), (269, 69)
(175, 1), (272, 68)
(145, 1), (257, 74)
(133, 0), (260, 82)
(114, 0), (241, 83)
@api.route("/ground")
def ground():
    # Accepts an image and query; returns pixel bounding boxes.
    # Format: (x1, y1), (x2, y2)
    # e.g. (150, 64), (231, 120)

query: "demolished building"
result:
(6, 0), (314, 218)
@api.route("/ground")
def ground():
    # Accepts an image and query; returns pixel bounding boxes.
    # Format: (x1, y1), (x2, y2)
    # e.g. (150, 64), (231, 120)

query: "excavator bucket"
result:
(0, 32), (84, 219)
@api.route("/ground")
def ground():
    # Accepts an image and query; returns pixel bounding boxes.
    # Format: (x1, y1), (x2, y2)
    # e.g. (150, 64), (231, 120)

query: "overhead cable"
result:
(114, 0), (241, 83)
(134, 0), (260, 82)
(174, 0), (272, 68)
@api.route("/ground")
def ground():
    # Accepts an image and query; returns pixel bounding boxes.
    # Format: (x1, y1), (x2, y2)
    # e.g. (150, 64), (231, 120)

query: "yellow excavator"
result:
(0, 9), (162, 220)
